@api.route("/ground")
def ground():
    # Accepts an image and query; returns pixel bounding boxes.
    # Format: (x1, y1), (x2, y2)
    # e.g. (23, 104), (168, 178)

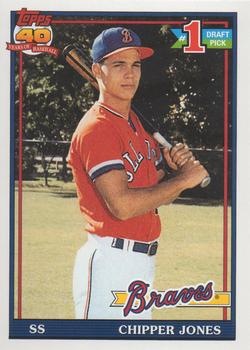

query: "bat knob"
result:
(200, 176), (211, 188)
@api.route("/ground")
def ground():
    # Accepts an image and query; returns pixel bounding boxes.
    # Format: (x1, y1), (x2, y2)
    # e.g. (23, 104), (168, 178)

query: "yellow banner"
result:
(111, 291), (231, 308)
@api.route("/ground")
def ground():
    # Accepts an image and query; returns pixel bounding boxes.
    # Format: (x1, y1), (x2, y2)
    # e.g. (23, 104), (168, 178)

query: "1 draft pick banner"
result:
(171, 20), (232, 50)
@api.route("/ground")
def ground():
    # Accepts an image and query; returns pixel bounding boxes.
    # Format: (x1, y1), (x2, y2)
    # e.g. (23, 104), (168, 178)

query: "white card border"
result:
(1, 0), (250, 349)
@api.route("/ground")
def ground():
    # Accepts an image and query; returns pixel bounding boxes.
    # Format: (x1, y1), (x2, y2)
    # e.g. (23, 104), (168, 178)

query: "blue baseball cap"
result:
(91, 27), (154, 63)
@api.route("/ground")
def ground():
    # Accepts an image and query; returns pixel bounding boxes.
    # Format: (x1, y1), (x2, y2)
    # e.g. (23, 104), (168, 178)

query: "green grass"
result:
(14, 182), (231, 320)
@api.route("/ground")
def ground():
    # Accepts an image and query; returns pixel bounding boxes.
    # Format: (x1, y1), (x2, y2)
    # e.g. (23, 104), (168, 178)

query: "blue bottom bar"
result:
(10, 319), (235, 340)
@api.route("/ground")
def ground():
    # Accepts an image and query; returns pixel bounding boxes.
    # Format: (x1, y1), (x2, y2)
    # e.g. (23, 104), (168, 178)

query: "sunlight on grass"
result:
(14, 183), (231, 320)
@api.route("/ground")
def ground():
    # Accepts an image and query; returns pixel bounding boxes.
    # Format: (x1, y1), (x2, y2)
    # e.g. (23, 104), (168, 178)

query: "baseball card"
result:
(1, 0), (249, 348)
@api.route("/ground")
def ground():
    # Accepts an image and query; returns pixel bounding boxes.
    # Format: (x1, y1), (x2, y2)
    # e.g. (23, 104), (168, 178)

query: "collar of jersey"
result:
(96, 101), (129, 120)
(96, 101), (137, 133)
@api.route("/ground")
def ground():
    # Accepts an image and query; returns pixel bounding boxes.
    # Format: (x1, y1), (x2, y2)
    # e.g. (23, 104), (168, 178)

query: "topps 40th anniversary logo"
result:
(7, 8), (59, 57)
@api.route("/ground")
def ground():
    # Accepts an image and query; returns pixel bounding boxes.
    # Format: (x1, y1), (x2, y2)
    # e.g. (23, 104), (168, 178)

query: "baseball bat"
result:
(62, 43), (211, 188)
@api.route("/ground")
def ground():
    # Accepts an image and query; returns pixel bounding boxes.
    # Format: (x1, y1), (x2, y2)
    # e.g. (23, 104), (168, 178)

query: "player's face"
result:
(95, 49), (141, 102)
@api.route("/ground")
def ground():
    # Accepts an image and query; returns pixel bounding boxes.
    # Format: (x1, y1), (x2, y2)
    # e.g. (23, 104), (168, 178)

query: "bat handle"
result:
(153, 132), (172, 149)
(153, 132), (210, 188)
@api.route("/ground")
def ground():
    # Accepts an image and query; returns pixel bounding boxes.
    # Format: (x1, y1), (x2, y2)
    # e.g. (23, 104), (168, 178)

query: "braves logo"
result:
(123, 280), (214, 317)
(121, 29), (133, 43)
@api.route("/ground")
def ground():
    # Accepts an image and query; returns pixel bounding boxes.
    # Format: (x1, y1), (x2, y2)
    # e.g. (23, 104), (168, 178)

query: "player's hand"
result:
(175, 158), (209, 189)
(162, 143), (193, 171)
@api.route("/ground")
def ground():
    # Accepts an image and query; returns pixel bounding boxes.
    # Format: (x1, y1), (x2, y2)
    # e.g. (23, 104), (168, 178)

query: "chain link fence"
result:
(15, 140), (232, 200)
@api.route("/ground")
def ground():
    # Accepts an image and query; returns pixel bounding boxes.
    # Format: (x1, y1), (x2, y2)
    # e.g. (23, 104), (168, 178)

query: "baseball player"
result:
(68, 27), (208, 319)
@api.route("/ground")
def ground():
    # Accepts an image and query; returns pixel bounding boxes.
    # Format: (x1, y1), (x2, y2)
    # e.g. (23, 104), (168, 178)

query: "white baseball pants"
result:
(73, 233), (156, 319)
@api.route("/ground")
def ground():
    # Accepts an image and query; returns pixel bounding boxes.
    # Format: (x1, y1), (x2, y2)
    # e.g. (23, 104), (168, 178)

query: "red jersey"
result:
(68, 102), (163, 242)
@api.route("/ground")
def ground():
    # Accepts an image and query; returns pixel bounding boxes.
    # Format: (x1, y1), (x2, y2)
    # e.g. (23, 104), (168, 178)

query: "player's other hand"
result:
(162, 143), (193, 171)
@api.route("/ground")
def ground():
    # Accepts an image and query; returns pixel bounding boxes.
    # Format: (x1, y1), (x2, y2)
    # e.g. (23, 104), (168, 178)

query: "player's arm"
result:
(157, 169), (165, 182)
(94, 159), (208, 220)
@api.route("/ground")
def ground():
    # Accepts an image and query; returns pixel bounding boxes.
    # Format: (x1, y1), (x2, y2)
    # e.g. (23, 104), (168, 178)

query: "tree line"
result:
(14, 17), (232, 194)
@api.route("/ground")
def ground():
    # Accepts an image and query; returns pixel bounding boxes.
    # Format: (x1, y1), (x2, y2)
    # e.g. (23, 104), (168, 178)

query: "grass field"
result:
(14, 180), (231, 320)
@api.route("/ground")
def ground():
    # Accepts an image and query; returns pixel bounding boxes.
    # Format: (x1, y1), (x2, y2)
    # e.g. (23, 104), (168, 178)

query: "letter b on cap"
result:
(121, 29), (133, 43)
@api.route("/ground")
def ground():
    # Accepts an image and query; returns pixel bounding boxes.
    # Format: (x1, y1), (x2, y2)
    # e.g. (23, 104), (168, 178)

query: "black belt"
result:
(111, 238), (158, 256)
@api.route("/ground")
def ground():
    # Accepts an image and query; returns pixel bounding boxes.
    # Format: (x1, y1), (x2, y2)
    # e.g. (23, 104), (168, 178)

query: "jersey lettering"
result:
(126, 171), (134, 183)
(145, 139), (151, 160)
(123, 141), (144, 175)
(129, 141), (144, 163)
(145, 139), (157, 161)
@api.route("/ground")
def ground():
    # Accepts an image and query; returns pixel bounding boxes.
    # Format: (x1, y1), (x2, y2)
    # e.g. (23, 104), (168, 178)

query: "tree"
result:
(14, 17), (232, 187)
(134, 25), (228, 149)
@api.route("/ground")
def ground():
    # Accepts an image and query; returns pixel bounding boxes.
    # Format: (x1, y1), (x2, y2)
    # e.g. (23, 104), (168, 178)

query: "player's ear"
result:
(92, 63), (101, 79)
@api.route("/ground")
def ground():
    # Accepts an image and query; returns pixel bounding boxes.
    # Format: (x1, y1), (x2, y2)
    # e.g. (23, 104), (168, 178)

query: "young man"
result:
(68, 27), (208, 319)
